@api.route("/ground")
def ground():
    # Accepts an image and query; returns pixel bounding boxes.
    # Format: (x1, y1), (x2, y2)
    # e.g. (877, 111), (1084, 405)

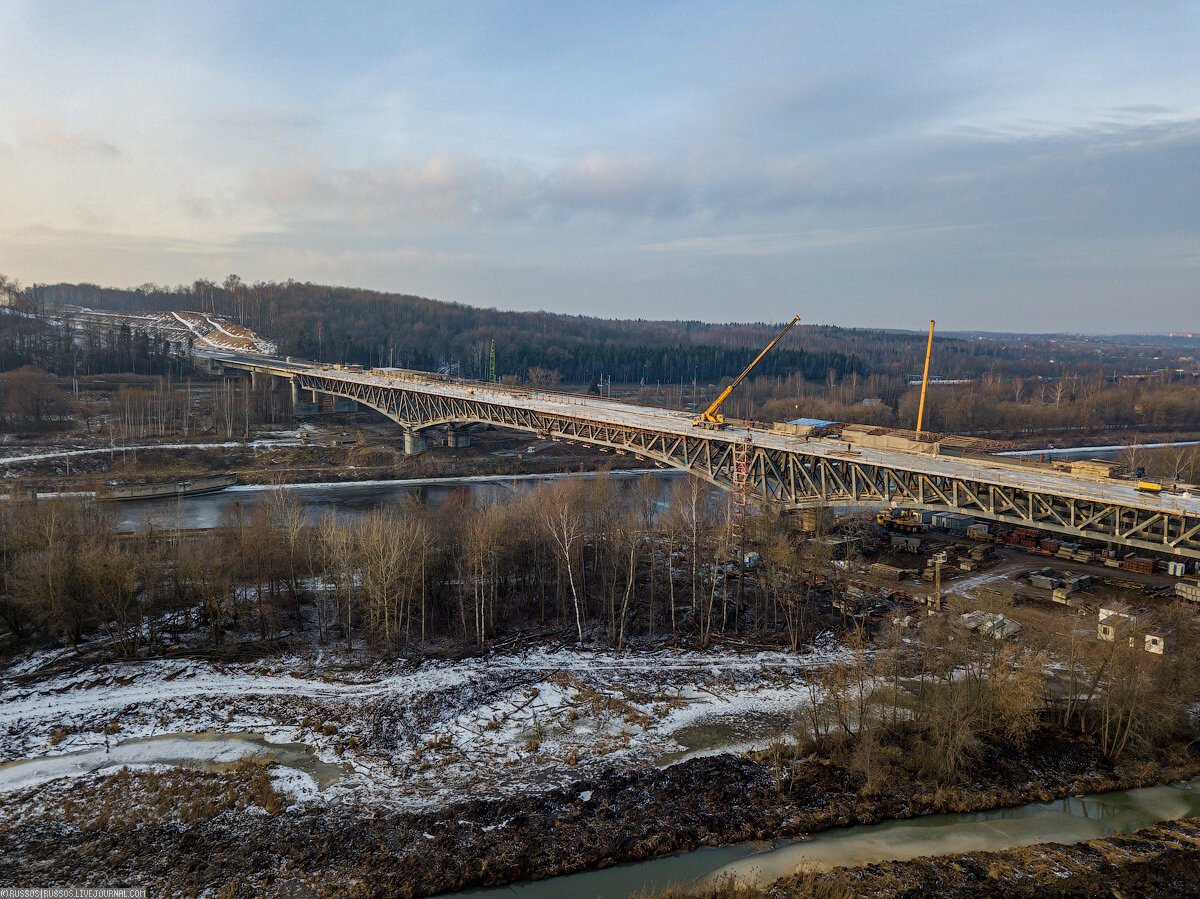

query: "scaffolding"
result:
(732, 437), (751, 523)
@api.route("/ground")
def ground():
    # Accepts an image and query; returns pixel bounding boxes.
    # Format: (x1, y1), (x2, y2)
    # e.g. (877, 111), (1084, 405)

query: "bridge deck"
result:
(201, 349), (1200, 559)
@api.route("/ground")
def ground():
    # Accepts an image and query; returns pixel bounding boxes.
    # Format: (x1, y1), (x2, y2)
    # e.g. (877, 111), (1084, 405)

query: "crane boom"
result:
(694, 315), (800, 428)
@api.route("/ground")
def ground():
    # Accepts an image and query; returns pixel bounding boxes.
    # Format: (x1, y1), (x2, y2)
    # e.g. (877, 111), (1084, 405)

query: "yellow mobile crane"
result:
(693, 315), (801, 429)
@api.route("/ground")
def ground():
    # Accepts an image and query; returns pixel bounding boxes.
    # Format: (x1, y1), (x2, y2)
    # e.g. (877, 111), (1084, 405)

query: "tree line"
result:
(0, 289), (179, 379)
(0, 475), (815, 655)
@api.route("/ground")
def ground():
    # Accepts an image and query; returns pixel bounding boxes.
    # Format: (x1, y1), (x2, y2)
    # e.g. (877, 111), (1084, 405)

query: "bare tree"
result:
(539, 481), (587, 644)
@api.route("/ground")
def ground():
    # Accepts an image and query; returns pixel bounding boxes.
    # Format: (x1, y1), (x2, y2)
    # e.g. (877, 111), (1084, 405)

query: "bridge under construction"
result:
(196, 347), (1200, 563)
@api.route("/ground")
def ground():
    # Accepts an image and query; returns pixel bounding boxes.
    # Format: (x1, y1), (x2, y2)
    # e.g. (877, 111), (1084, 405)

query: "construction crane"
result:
(693, 315), (800, 429)
(916, 320), (935, 435)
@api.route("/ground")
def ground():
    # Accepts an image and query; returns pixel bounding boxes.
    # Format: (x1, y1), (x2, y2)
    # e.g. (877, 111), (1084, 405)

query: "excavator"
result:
(693, 315), (801, 429)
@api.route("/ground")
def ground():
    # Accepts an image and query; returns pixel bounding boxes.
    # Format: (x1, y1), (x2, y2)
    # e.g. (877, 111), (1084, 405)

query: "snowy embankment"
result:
(0, 435), (308, 468)
(0, 640), (849, 808)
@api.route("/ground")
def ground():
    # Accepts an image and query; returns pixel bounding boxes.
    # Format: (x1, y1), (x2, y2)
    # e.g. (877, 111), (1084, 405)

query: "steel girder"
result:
(284, 371), (1200, 560)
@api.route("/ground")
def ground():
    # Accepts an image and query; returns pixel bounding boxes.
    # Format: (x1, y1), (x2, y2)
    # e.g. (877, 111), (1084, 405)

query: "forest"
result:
(5, 271), (1200, 441)
(22, 275), (1027, 385)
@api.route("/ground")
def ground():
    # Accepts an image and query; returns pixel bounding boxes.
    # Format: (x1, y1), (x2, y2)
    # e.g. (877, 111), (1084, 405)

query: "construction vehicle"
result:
(693, 315), (800, 429)
(1137, 481), (1163, 494)
(876, 508), (927, 535)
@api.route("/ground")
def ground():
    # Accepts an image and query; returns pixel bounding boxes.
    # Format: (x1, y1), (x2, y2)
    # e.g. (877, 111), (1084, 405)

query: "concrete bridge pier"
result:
(442, 426), (472, 448)
(291, 380), (318, 417)
(333, 396), (359, 413)
(403, 429), (428, 456)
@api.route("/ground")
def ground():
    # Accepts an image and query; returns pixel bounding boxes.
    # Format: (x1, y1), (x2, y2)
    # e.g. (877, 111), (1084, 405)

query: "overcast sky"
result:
(1, 1), (1197, 331)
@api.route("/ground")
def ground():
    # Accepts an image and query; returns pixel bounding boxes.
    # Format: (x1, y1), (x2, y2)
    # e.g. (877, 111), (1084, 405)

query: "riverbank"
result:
(758, 814), (1200, 898)
(3, 716), (1198, 896)
(0, 428), (650, 495)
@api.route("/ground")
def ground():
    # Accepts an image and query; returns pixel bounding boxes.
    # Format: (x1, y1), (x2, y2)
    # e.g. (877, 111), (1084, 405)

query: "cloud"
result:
(638, 223), (979, 257)
(245, 107), (1200, 236)
(248, 149), (865, 225)
(22, 121), (121, 160)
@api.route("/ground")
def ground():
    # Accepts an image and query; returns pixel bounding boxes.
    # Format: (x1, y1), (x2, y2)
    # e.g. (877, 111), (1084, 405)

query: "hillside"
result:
(33, 279), (1000, 387)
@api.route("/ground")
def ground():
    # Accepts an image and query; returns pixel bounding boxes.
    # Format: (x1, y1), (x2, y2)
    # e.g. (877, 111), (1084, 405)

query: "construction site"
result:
(3, 307), (1200, 899)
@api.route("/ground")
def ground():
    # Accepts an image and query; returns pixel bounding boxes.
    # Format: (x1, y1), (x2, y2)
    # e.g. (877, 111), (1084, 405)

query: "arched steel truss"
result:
(222, 360), (1200, 562)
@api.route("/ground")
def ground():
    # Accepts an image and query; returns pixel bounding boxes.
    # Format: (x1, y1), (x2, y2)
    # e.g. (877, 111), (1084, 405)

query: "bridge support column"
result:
(291, 380), (318, 417)
(403, 430), (427, 456)
(333, 396), (359, 413)
(442, 426), (472, 448)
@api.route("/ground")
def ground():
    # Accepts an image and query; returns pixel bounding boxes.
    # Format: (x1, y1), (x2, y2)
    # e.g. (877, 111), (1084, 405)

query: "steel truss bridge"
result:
(204, 350), (1200, 562)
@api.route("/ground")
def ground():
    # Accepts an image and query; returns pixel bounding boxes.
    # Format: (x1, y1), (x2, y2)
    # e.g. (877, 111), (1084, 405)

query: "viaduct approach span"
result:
(199, 348), (1200, 562)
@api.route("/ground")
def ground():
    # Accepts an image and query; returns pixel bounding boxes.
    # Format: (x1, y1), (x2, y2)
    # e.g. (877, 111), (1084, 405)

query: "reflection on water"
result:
(454, 781), (1200, 899)
(112, 469), (685, 533)
(0, 731), (352, 793)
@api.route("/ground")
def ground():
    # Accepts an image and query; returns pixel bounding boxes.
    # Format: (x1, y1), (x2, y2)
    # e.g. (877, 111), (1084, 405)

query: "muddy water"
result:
(0, 731), (351, 793)
(454, 780), (1200, 898)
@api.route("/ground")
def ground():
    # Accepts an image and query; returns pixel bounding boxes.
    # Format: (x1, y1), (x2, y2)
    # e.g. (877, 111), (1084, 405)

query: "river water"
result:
(102, 438), (1199, 533)
(455, 780), (1200, 898)
(111, 469), (686, 533)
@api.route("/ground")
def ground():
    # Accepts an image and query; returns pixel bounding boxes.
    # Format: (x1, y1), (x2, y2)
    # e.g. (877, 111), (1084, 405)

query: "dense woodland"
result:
(30, 276), (1198, 386)
(7, 274), (1197, 439)
(0, 279), (179, 379)
(1, 271), (1199, 444)
(32, 277), (877, 386)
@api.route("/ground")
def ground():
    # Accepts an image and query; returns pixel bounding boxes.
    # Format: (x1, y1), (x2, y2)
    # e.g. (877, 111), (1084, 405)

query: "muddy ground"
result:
(3, 727), (1198, 897)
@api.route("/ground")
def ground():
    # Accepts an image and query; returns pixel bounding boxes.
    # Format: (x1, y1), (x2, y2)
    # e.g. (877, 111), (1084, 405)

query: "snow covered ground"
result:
(0, 437), (307, 469)
(0, 640), (849, 809)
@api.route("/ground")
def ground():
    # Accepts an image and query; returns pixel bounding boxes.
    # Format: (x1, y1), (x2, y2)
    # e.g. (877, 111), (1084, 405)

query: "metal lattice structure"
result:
(210, 353), (1200, 561)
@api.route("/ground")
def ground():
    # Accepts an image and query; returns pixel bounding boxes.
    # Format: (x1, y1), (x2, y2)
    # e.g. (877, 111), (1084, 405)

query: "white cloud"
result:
(21, 120), (121, 160)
